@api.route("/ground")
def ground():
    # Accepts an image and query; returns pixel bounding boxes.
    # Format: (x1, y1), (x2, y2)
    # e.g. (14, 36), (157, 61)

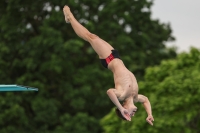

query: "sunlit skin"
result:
(63, 5), (154, 125)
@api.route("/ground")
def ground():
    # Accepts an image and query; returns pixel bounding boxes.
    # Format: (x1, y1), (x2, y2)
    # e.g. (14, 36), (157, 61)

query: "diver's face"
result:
(128, 105), (137, 116)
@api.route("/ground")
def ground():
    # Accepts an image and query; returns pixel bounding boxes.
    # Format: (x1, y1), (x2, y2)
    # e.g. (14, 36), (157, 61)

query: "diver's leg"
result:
(63, 5), (113, 58)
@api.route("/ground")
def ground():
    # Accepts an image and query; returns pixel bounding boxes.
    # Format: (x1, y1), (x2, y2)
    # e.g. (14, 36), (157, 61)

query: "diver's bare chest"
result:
(118, 85), (138, 101)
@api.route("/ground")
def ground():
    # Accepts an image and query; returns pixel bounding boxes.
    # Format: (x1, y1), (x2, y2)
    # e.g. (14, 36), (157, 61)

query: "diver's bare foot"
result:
(63, 5), (72, 23)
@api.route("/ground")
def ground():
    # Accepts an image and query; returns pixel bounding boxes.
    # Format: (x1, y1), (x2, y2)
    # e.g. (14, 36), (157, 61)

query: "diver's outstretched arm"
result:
(107, 89), (131, 121)
(138, 94), (154, 126)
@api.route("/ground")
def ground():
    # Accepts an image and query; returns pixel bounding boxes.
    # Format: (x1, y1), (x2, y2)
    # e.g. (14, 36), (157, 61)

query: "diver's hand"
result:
(120, 108), (131, 121)
(146, 115), (154, 126)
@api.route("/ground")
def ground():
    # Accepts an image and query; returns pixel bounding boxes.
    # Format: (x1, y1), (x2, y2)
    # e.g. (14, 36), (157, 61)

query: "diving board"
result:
(0, 85), (38, 91)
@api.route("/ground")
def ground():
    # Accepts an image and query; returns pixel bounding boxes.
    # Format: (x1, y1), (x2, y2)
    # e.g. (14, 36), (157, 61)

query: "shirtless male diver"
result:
(63, 5), (154, 125)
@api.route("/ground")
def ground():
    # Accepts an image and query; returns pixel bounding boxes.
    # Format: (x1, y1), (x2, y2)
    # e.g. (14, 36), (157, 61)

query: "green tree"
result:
(0, 0), (176, 132)
(101, 47), (200, 133)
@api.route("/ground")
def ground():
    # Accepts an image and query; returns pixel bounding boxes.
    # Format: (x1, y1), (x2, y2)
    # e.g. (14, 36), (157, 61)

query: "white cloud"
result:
(151, 0), (200, 53)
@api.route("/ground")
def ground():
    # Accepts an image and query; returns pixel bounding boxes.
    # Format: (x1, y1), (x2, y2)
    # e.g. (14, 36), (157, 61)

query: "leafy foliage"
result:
(0, 0), (176, 132)
(101, 47), (200, 133)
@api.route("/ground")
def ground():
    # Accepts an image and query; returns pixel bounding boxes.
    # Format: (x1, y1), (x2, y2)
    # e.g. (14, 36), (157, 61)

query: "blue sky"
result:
(151, 0), (200, 53)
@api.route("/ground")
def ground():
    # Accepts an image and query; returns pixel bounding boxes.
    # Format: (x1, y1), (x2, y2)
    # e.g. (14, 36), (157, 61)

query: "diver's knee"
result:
(87, 33), (99, 42)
